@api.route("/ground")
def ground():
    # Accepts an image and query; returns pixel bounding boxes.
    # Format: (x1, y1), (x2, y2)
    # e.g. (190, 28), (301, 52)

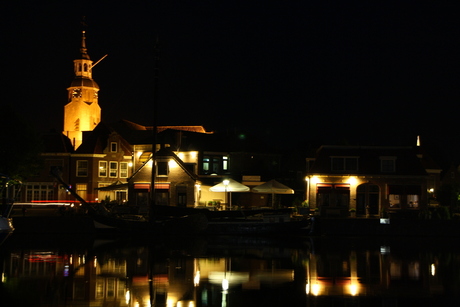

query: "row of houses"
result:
(19, 122), (443, 218)
(24, 120), (294, 212)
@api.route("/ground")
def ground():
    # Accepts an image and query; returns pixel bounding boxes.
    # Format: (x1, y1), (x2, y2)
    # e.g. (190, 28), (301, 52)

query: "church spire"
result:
(80, 31), (90, 60)
(63, 30), (101, 150)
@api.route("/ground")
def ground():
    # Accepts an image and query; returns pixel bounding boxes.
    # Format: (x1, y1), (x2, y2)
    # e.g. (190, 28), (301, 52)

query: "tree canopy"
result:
(0, 105), (43, 182)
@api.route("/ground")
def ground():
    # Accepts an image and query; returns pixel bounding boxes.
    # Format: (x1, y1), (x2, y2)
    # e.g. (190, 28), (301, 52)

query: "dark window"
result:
(331, 157), (358, 172)
(157, 161), (169, 176)
(109, 162), (118, 178)
(381, 159), (395, 172)
(76, 160), (88, 177)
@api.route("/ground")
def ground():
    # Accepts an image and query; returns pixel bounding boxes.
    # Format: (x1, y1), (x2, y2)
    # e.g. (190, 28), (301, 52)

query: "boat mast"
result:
(149, 37), (159, 221)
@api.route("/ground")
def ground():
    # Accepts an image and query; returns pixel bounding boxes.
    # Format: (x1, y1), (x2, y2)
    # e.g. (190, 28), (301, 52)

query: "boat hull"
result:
(92, 213), (208, 235)
(204, 218), (310, 235)
(0, 217), (14, 244)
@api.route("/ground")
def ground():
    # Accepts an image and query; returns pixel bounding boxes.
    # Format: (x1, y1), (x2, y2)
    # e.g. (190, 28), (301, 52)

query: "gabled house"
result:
(19, 131), (75, 205)
(305, 145), (441, 217)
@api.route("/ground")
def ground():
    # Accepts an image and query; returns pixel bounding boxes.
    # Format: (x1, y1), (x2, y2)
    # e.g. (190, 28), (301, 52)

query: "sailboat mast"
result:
(149, 37), (160, 221)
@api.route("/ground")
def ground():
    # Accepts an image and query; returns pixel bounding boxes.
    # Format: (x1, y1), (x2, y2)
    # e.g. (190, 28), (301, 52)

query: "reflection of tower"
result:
(63, 31), (101, 149)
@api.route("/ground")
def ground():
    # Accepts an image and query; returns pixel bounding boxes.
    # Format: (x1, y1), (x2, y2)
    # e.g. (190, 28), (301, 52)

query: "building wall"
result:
(306, 175), (428, 217)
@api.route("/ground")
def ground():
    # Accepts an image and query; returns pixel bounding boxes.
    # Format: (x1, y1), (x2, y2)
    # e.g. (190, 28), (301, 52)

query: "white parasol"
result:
(252, 179), (294, 208)
(210, 179), (250, 209)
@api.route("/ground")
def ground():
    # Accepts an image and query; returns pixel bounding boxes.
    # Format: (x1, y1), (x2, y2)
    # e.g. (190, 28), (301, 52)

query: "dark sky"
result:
(2, 1), (460, 162)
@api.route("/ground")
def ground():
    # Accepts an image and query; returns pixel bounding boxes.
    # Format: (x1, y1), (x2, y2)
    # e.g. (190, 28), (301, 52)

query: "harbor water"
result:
(1, 231), (460, 306)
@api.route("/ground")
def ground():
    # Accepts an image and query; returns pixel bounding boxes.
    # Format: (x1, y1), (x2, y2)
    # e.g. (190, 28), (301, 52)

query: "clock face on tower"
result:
(72, 88), (82, 98)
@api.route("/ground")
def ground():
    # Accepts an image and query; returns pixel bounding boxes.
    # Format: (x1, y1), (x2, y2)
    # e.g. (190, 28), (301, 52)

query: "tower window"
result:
(72, 88), (82, 98)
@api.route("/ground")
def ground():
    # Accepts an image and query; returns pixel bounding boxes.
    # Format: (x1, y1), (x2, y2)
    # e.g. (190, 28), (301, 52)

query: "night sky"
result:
(2, 1), (460, 163)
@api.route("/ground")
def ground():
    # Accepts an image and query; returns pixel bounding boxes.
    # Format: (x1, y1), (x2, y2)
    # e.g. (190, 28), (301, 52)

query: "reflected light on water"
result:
(349, 283), (359, 296)
(311, 282), (322, 296)
(222, 278), (229, 291)
(3, 235), (460, 305)
(194, 270), (200, 286)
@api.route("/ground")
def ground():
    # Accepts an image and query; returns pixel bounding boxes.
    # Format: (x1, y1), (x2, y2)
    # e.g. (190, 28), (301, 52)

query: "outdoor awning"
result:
(133, 183), (171, 190)
(252, 179), (294, 194)
(96, 181), (128, 191)
(252, 179), (294, 207)
(209, 179), (250, 192)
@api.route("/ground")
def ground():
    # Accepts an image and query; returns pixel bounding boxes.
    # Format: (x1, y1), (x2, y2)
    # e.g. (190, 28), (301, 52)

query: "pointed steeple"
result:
(80, 30), (90, 60)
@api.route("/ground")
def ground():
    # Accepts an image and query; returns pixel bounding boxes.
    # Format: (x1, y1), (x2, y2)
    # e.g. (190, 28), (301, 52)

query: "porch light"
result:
(168, 159), (178, 169)
(347, 176), (358, 185)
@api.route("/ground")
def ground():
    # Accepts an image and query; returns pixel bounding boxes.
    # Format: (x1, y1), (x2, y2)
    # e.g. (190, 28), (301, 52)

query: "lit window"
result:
(203, 157), (210, 172)
(76, 160), (88, 177)
(109, 162), (118, 178)
(99, 161), (107, 177)
(223, 156), (229, 171)
(202, 155), (225, 174)
(120, 162), (128, 178)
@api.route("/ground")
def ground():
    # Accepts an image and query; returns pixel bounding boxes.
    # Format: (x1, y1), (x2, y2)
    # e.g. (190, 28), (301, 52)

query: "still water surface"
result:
(1, 233), (460, 306)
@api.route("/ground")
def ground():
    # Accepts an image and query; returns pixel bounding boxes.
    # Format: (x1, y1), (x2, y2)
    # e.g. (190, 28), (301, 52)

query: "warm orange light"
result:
(347, 176), (358, 185)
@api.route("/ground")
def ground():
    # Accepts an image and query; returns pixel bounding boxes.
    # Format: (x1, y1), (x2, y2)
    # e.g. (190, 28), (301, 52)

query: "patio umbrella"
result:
(210, 179), (250, 209)
(252, 179), (294, 208)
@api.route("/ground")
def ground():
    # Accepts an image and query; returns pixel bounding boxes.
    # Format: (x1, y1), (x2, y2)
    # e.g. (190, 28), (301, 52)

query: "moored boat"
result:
(1, 173), (20, 243)
(204, 212), (311, 235)
(0, 216), (14, 244)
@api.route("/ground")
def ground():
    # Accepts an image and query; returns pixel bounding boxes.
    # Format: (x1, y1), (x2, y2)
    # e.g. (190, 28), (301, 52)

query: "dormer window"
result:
(331, 157), (358, 172)
(157, 161), (169, 176)
(380, 157), (396, 172)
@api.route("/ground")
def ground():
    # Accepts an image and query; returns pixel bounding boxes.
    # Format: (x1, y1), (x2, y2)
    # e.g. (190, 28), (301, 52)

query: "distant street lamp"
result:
(223, 179), (230, 210)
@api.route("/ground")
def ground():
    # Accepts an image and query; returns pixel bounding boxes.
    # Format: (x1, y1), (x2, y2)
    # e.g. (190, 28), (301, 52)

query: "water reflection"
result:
(1, 234), (460, 306)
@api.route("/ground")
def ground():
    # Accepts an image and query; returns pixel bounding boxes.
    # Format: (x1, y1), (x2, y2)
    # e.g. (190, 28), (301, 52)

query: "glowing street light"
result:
(223, 179), (230, 210)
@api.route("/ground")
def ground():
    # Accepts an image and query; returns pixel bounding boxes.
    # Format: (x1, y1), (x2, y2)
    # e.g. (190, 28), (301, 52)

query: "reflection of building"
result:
(2, 248), (129, 306)
(1, 239), (453, 305)
(305, 145), (441, 217)
(304, 239), (445, 301)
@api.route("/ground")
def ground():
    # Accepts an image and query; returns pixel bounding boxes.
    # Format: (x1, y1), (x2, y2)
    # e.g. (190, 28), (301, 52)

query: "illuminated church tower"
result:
(63, 31), (101, 149)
